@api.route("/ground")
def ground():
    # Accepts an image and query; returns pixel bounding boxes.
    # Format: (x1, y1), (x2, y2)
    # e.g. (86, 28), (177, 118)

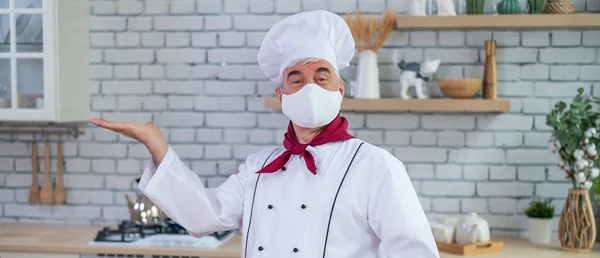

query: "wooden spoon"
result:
(40, 140), (54, 204)
(53, 140), (66, 204)
(27, 138), (40, 204)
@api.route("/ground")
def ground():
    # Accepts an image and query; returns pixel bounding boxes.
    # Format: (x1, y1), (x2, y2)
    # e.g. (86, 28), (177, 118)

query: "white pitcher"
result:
(355, 50), (380, 99)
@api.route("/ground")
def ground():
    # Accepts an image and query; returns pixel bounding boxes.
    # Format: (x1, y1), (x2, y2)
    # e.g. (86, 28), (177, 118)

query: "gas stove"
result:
(88, 219), (236, 249)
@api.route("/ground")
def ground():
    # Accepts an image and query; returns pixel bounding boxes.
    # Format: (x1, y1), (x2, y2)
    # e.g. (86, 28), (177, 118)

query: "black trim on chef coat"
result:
(244, 142), (365, 258)
(321, 142), (364, 258)
(244, 147), (281, 258)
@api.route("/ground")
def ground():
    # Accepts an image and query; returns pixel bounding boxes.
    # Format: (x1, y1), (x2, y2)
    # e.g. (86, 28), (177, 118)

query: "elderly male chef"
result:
(90, 10), (438, 258)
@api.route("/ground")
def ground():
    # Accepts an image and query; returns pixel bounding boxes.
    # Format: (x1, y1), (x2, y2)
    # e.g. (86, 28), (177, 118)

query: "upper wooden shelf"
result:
(264, 98), (510, 112)
(395, 13), (600, 30)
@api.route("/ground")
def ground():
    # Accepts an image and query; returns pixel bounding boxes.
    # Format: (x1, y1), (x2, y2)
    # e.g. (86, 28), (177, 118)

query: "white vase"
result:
(527, 217), (552, 244)
(355, 50), (380, 99)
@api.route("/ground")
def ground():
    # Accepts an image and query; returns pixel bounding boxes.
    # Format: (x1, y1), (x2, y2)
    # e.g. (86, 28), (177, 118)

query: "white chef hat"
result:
(257, 10), (356, 84)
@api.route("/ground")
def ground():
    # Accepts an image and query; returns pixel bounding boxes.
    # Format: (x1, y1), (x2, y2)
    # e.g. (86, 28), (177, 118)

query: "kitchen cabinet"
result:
(0, 0), (90, 122)
(0, 252), (78, 258)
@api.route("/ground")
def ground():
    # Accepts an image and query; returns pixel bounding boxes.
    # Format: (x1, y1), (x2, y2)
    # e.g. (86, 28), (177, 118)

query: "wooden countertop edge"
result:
(0, 222), (242, 257)
(0, 243), (241, 257)
(2, 223), (600, 257)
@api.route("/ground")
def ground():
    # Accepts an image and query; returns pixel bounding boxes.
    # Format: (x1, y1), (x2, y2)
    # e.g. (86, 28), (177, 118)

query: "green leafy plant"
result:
(546, 88), (600, 189)
(524, 199), (555, 219)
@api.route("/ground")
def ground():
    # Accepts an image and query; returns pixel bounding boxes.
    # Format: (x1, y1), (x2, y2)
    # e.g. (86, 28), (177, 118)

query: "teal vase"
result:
(497, 0), (521, 14)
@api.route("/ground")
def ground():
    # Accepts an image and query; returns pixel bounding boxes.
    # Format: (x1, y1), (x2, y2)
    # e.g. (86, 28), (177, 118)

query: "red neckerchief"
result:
(256, 114), (354, 175)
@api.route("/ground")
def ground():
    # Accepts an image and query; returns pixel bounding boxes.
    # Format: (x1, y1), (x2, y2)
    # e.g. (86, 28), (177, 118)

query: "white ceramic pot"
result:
(527, 217), (552, 244)
(355, 50), (380, 99)
(455, 212), (491, 245)
(430, 223), (455, 243)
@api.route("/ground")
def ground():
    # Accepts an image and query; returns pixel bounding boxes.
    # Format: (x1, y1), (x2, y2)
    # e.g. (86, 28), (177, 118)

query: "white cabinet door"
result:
(0, 0), (54, 121)
(0, 252), (79, 258)
(0, 0), (90, 122)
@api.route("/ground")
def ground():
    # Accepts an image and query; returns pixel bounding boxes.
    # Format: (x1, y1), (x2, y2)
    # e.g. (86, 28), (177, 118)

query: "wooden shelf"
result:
(264, 98), (510, 112)
(395, 13), (600, 30)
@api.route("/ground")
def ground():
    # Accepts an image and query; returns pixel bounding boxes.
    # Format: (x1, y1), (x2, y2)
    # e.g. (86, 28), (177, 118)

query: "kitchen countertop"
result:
(1, 223), (599, 257)
(0, 222), (239, 257)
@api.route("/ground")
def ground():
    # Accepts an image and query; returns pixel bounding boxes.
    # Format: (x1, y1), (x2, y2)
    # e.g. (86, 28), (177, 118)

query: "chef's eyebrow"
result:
(287, 70), (302, 79)
(316, 67), (331, 75)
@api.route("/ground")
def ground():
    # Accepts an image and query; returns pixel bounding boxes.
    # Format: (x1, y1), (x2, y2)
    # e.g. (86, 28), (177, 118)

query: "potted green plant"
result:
(528, 0), (545, 13)
(524, 198), (555, 244)
(546, 87), (599, 251)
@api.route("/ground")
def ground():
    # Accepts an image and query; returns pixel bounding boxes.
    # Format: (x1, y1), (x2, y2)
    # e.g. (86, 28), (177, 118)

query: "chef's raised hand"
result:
(89, 118), (169, 165)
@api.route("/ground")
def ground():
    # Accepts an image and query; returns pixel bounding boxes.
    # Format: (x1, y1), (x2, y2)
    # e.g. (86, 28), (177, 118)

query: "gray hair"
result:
(279, 57), (343, 89)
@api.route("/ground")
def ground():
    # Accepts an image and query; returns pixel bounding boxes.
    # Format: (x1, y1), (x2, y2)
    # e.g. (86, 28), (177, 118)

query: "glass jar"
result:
(427, 0), (435, 16)
(485, 0), (499, 14)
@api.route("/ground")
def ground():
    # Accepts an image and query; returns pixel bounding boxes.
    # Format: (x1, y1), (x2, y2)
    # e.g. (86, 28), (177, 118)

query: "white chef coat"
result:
(139, 138), (439, 258)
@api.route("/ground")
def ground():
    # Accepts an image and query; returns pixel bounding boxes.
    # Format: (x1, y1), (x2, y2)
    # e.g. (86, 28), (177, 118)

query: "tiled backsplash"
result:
(0, 0), (600, 236)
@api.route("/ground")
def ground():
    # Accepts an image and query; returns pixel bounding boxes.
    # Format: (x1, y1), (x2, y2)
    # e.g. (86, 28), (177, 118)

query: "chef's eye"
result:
(317, 77), (328, 82)
(292, 80), (301, 84)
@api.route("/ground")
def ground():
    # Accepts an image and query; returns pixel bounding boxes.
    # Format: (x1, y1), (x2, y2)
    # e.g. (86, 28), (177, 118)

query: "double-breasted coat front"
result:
(139, 138), (439, 258)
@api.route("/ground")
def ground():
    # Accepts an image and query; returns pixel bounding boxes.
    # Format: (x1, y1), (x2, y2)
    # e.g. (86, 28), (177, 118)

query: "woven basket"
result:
(438, 78), (482, 99)
(543, 0), (575, 14)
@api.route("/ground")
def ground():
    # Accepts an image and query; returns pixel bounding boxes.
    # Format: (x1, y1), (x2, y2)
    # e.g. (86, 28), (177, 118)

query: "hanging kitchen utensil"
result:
(53, 137), (66, 204)
(40, 134), (54, 204)
(28, 135), (40, 204)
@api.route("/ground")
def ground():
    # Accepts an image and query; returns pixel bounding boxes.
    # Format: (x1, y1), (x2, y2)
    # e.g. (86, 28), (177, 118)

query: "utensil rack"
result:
(0, 126), (85, 139)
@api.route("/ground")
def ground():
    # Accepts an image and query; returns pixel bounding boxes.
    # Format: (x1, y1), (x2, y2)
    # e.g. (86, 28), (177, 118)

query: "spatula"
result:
(27, 138), (40, 204)
(40, 139), (54, 204)
(53, 140), (66, 204)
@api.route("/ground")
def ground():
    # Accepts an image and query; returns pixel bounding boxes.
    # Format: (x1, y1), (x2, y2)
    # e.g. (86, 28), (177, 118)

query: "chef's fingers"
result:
(89, 118), (119, 131)
(90, 118), (134, 134)
(90, 119), (160, 145)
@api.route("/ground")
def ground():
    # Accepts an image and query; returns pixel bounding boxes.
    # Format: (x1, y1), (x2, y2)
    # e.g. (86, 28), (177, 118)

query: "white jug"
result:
(355, 50), (380, 99)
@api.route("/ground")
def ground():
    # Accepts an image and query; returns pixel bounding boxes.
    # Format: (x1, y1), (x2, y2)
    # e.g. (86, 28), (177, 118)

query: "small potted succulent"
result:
(524, 198), (555, 244)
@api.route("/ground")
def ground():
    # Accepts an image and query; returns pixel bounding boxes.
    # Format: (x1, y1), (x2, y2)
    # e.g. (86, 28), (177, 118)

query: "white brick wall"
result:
(1, 0), (598, 235)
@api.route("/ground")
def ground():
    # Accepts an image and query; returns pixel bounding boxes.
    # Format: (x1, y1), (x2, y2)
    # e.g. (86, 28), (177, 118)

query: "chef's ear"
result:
(339, 80), (344, 96)
(275, 85), (283, 103)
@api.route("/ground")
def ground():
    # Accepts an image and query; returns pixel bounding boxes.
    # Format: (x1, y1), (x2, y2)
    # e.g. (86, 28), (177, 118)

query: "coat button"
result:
(293, 248), (299, 252)
(268, 205), (273, 209)
(281, 166), (286, 171)
(300, 204), (306, 209)
(258, 246), (264, 251)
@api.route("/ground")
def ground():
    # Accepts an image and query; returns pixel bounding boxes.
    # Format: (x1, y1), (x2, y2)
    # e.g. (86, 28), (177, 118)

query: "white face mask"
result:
(281, 83), (343, 128)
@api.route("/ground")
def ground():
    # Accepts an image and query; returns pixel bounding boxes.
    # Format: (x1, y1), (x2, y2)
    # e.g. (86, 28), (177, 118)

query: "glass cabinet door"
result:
(0, 0), (45, 111)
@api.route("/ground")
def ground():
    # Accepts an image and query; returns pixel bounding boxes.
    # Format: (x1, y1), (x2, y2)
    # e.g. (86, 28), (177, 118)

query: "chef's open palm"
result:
(89, 118), (168, 164)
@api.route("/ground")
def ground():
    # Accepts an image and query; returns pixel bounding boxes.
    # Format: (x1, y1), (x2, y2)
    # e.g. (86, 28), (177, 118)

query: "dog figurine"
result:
(393, 50), (441, 99)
